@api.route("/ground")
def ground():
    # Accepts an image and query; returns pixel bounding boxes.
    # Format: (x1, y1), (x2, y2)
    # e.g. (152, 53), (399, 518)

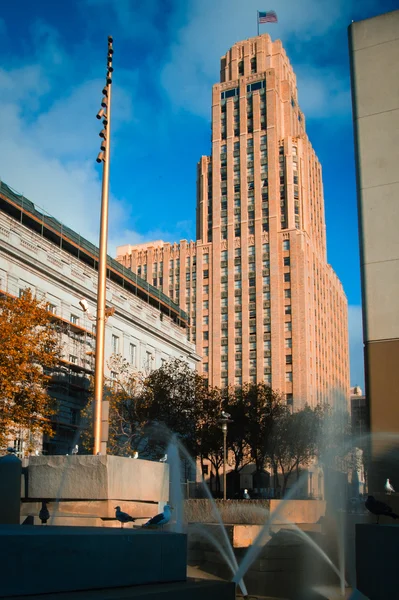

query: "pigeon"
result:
(143, 504), (171, 530)
(72, 444), (79, 455)
(159, 453), (167, 462)
(384, 478), (395, 495)
(132, 451), (139, 459)
(115, 506), (136, 528)
(39, 501), (50, 525)
(243, 488), (251, 500)
(221, 410), (231, 419)
(365, 495), (399, 524)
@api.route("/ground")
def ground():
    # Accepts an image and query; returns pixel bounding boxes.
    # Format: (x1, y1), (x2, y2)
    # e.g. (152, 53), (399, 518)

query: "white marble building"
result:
(0, 181), (199, 454)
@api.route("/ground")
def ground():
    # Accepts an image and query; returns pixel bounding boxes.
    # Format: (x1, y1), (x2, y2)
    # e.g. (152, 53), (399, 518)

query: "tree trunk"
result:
(273, 463), (278, 492)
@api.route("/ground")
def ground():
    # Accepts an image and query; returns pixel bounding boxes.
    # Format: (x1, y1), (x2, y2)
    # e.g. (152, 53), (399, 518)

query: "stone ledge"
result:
(0, 579), (235, 600)
(356, 523), (399, 600)
(0, 526), (186, 597)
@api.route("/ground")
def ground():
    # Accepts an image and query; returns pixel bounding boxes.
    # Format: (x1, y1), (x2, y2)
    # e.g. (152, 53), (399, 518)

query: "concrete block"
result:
(0, 526), (186, 597)
(0, 579), (236, 600)
(269, 499), (326, 524)
(233, 524), (263, 547)
(28, 455), (169, 502)
(356, 523), (399, 599)
(21, 499), (159, 520)
(0, 455), (21, 524)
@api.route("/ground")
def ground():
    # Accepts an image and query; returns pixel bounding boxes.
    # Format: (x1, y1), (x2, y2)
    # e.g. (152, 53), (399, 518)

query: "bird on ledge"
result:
(365, 495), (399, 524)
(143, 504), (172, 530)
(384, 478), (395, 494)
(115, 506), (136, 528)
(39, 501), (50, 525)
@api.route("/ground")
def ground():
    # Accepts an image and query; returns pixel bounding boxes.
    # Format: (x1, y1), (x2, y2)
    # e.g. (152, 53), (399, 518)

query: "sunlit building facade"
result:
(0, 181), (199, 455)
(117, 34), (349, 409)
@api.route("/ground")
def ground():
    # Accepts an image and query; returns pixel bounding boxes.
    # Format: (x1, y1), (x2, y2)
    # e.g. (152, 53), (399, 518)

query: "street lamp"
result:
(92, 35), (114, 456)
(79, 298), (115, 323)
(219, 411), (233, 501)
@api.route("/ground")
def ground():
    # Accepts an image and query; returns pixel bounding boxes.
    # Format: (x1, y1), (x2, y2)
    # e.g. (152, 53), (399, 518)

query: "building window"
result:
(284, 273), (291, 282)
(203, 270), (209, 279)
(285, 372), (293, 382)
(204, 285), (209, 295)
(285, 305), (291, 315)
(286, 355), (292, 365)
(203, 347), (209, 357)
(129, 343), (137, 366)
(283, 239), (290, 251)
(284, 257), (290, 266)
(203, 331), (209, 341)
(285, 338), (292, 348)
(284, 289), (291, 298)
(284, 322), (292, 332)
(203, 316), (209, 325)
(69, 355), (78, 364)
(112, 334), (119, 354)
(70, 314), (79, 325)
(47, 303), (57, 314)
(203, 300), (209, 310)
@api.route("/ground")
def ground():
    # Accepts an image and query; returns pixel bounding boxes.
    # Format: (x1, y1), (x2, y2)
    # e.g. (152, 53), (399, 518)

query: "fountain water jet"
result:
(174, 438), (248, 597)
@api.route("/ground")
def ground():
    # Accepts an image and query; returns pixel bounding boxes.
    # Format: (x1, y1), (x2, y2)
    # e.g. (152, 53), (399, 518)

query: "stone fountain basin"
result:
(0, 526), (186, 597)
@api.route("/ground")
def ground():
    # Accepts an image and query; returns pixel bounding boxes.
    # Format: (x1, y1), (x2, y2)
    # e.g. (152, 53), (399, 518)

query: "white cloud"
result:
(161, 0), (355, 119)
(348, 305), (365, 389)
(0, 24), (151, 252)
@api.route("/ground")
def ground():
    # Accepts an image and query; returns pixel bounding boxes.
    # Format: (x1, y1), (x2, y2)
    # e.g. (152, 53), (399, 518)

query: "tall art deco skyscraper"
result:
(117, 34), (350, 409)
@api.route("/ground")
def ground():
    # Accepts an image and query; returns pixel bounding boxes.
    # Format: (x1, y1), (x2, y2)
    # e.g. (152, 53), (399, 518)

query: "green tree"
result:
(243, 383), (287, 474)
(223, 385), (251, 472)
(81, 355), (148, 455)
(269, 405), (322, 495)
(0, 289), (61, 451)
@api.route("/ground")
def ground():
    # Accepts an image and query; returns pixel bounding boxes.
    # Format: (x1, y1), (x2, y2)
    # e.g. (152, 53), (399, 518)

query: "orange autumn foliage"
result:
(0, 289), (61, 449)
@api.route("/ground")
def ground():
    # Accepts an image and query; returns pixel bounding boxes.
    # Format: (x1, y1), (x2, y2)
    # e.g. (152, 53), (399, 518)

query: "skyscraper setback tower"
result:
(117, 34), (349, 409)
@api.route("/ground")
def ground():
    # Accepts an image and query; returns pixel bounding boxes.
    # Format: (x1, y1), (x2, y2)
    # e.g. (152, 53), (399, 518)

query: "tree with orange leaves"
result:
(0, 289), (61, 451)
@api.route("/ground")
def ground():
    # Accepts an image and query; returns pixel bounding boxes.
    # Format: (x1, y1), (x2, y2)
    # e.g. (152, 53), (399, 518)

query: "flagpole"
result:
(257, 11), (259, 36)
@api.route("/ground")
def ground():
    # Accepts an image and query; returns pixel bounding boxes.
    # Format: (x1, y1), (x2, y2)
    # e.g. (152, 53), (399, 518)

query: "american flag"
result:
(258, 10), (278, 24)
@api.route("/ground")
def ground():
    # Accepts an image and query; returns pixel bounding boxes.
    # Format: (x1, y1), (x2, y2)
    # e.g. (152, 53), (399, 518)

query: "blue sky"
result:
(0, 0), (397, 387)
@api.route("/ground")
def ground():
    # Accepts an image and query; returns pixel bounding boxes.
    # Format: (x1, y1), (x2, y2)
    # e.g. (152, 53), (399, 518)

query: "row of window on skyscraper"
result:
(220, 85), (267, 138)
(200, 238), (293, 388)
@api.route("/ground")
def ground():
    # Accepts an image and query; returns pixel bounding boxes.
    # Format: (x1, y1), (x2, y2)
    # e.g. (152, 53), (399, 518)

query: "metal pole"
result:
(223, 424), (227, 501)
(93, 36), (113, 456)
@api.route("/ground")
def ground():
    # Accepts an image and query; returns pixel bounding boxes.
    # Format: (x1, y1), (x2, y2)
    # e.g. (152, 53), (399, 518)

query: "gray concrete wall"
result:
(349, 9), (399, 343)
(349, 10), (399, 489)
